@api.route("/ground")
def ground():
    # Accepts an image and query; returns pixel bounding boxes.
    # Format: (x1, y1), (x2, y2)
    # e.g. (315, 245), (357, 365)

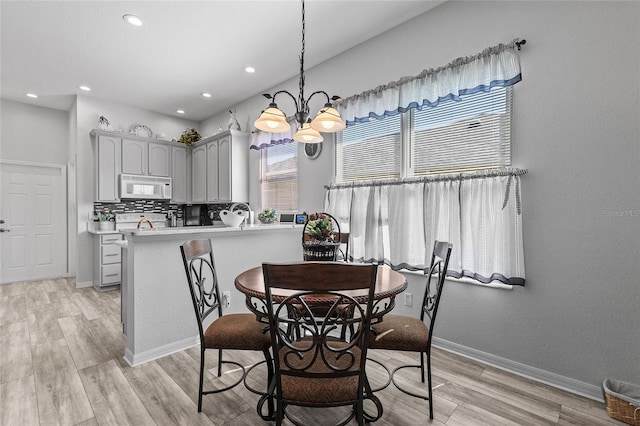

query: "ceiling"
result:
(1, 1), (445, 122)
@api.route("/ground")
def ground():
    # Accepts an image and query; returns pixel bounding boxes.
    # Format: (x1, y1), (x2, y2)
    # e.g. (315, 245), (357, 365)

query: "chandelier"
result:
(253, 0), (346, 143)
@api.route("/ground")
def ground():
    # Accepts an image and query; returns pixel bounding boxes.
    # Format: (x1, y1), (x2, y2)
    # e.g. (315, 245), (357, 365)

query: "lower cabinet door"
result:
(102, 244), (121, 264)
(101, 263), (121, 285)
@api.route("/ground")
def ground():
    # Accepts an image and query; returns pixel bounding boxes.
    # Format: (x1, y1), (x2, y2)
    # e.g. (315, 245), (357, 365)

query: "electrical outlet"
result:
(222, 291), (231, 309)
(404, 293), (413, 307)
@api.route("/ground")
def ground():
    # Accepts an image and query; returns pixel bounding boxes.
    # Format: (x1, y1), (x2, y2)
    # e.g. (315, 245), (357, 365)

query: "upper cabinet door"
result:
(171, 146), (188, 203)
(217, 136), (232, 201)
(95, 135), (122, 202)
(191, 145), (207, 203)
(206, 141), (220, 201)
(148, 143), (170, 177)
(122, 139), (148, 175)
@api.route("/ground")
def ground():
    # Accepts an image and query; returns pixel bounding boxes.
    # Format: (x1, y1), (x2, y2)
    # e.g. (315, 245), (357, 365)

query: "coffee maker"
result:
(183, 205), (210, 226)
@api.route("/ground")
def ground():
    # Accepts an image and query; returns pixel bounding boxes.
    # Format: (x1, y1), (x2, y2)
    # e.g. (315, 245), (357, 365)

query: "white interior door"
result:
(0, 162), (66, 284)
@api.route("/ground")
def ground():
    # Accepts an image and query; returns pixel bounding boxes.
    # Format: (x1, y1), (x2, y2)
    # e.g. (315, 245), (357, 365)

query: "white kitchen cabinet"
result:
(191, 144), (207, 202)
(122, 139), (170, 177)
(91, 128), (247, 205)
(93, 233), (123, 291)
(148, 143), (171, 177)
(206, 140), (221, 201)
(171, 145), (189, 203)
(192, 130), (248, 203)
(122, 139), (148, 175)
(93, 133), (122, 202)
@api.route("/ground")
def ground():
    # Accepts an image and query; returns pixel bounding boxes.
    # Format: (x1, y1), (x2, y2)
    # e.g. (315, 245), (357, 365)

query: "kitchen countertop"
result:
(87, 221), (301, 236)
(121, 223), (302, 237)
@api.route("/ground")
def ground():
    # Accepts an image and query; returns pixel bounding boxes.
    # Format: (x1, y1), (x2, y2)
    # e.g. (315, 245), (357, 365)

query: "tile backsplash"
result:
(93, 200), (251, 222)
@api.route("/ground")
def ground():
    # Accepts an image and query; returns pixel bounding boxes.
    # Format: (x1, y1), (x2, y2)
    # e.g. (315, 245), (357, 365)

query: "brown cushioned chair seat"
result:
(279, 340), (361, 407)
(203, 313), (270, 350)
(369, 314), (429, 352)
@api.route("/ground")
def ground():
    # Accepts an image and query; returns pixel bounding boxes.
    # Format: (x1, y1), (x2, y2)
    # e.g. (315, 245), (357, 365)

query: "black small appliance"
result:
(183, 205), (211, 226)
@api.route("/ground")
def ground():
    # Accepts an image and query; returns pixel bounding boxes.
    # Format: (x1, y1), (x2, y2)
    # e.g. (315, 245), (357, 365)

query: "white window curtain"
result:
(324, 169), (526, 286)
(335, 39), (523, 125)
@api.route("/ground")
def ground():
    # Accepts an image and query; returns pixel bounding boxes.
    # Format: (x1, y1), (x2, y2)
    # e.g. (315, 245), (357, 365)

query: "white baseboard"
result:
(123, 335), (200, 367)
(432, 337), (604, 402)
(75, 280), (93, 288)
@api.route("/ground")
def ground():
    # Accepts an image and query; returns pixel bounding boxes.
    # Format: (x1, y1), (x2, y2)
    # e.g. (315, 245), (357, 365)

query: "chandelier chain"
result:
(298, 0), (307, 116)
(253, 0), (345, 140)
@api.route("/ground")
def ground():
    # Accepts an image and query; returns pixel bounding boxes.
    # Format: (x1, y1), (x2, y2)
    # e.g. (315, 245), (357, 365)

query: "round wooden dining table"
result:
(234, 263), (408, 320)
(235, 262), (406, 423)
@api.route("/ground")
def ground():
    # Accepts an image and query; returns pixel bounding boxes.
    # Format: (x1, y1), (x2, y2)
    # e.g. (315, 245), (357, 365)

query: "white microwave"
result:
(120, 174), (172, 200)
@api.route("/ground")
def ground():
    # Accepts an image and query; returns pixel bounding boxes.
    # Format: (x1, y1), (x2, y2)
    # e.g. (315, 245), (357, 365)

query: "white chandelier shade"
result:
(253, 105), (291, 133)
(293, 122), (323, 143)
(310, 105), (346, 132)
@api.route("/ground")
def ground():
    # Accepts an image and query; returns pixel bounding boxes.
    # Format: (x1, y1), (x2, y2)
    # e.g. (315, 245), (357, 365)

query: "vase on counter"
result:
(99, 221), (115, 231)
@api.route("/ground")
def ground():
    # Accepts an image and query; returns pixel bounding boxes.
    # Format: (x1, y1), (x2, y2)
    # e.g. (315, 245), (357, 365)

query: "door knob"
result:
(0, 220), (4, 224)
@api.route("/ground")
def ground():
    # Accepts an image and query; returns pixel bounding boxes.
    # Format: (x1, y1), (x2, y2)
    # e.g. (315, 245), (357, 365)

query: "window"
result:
(335, 86), (513, 182)
(260, 143), (297, 211)
(329, 86), (525, 286)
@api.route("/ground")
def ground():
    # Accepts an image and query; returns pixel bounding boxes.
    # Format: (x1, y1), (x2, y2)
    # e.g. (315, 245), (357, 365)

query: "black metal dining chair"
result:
(337, 231), (350, 262)
(368, 241), (452, 420)
(180, 239), (273, 416)
(262, 261), (380, 426)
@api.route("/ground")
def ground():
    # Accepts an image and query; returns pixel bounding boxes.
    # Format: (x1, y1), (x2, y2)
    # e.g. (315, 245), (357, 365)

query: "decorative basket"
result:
(302, 241), (340, 261)
(603, 379), (640, 425)
(301, 212), (341, 261)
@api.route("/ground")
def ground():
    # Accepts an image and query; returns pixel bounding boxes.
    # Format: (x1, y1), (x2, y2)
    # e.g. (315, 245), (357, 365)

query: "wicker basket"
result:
(603, 379), (640, 425)
(302, 241), (340, 261)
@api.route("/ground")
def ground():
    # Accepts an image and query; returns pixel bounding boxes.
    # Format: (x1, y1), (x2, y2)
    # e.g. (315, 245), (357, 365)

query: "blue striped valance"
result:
(335, 38), (524, 126)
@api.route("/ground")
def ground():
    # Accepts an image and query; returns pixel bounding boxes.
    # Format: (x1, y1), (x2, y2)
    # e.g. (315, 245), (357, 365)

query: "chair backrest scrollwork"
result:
(180, 239), (222, 338)
(262, 261), (378, 406)
(421, 241), (453, 336)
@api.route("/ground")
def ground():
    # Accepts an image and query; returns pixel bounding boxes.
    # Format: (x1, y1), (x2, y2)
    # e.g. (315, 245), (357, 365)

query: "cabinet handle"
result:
(105, 273), (119, 277)
(105, 254), (118, 256)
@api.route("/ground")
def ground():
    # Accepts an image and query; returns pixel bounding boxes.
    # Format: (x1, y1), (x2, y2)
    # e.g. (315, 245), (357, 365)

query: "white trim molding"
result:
(432, 337), (604, 402)
(124, 335), (199, 367)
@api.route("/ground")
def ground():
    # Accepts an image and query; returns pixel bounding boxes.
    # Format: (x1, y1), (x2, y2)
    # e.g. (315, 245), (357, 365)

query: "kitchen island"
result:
(119, 224), (303, 366)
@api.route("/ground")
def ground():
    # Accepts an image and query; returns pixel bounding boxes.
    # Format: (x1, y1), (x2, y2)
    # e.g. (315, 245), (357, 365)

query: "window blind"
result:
(412, 86), (512, 175)
(261, 142), (298, 211)
(335, 113), (402, 183)
(335, 86), (512, 183)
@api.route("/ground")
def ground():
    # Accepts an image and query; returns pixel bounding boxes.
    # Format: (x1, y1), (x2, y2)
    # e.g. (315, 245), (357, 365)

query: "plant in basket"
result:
(305, 213), (335, 242)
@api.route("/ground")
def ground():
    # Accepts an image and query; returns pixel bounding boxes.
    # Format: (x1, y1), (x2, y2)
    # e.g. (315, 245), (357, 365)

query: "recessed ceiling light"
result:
(201, 92), (212, 98)
(176, 109), (185, 114)
(79, 85), (91, 91)
(123, 14), (143, 27)
(26, 93), (38, 98)
(245, 66), (256, 73)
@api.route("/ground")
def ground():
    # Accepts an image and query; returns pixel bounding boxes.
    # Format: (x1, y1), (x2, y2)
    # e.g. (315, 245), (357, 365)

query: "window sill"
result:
(397, 268), (513, 290)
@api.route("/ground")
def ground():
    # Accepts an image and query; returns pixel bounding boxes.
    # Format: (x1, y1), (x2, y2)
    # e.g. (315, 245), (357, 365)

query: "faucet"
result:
(137, 218), (154, 230)
(230, 202), (251, 227)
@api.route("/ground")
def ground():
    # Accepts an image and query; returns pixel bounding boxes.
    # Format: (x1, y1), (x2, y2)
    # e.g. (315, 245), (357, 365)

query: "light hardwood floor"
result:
(0, 278), (624, 426)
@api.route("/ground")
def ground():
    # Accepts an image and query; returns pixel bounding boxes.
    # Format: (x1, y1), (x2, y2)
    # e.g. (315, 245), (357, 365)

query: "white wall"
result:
(1, 99), (71, 276)
(74, 95), (198, 286)
(1, 99), (69, 165)
(204, 1), (640, 396)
